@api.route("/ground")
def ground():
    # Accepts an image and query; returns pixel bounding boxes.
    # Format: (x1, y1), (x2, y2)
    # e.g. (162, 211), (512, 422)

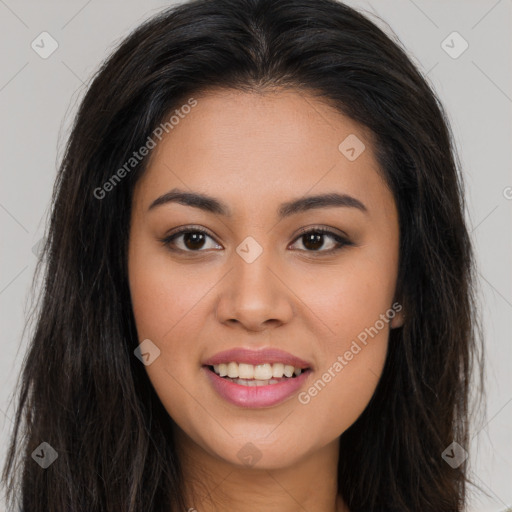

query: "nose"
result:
(214, 247), (294, 332)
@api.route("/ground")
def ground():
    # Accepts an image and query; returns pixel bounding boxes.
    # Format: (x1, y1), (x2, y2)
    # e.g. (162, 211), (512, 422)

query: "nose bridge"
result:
(215, 235), (293, 330)
(235, 241), (274, 294)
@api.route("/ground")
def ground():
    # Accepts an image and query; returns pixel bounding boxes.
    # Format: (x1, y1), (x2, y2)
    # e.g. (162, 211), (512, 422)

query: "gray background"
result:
(0, 0), (511, 510)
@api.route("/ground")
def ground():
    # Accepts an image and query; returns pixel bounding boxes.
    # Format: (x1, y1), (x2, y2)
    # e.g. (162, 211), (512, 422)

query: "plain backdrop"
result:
(0, 1), (511, 511)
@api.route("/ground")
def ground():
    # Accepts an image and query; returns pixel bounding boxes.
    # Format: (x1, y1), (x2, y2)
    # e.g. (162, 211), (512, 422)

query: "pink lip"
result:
(203, 366), (312, 408)
(203, 347), (312, 369)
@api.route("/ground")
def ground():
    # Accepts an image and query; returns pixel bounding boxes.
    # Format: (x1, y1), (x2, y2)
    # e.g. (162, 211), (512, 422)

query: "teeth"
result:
(254, 363), (273, 380)
(227, 362), (238, 378)
(283, 365), (295, 377)
(272, 363), (284, 378)
(239, 363), (254, 379)
(211, 362), (307, 380)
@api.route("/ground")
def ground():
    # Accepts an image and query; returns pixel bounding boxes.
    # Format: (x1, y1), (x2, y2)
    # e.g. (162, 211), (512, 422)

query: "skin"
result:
(128, 88), (404, 512)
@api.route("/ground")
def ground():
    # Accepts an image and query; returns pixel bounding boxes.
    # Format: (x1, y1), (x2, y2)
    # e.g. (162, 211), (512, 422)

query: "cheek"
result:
(296, 344), (387, 443)
(128, 238), (190, 361)
(128, 235), (213, 341)
(289, 249), (396, 433)
(296, 247), (399, 342)
(128, 244), (210, 429)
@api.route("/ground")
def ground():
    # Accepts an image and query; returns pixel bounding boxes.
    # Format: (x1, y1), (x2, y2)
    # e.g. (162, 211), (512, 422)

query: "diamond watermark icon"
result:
(441, 32), (469, 59)
(31, 442), (58, 469)
(31, 31), (59, 59)
(31, 236), (46, 258)
(236, 236), (263, 263)
(134, 339), (161, 366)
(237, 442), (262, 467)
(441, 441), (468, 468)
(338, 134), (366, 161)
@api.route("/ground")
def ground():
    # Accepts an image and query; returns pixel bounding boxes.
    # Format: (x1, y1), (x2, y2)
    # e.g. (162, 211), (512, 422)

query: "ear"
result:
(389, 297), (405, 329)
(390, 309), (405, 329)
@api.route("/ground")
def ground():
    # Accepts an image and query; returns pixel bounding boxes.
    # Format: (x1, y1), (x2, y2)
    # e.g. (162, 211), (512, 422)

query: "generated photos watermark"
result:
(298, 301), (402, 405)
(93, 97), (197, 200)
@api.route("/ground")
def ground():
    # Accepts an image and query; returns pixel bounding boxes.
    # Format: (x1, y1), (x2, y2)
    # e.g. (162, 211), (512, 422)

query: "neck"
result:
(174, 428), (349, 512)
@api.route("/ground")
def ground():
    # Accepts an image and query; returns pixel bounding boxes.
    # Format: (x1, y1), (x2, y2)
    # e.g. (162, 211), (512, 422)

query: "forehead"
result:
(134, 88), (393, 219)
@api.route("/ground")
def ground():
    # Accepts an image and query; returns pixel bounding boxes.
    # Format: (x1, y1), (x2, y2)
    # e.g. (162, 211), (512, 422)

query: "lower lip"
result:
(203, 366), (311, 408)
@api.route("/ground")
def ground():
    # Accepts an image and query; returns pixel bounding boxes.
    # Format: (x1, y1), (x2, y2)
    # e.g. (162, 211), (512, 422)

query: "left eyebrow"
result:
(148, 187), (368, 217)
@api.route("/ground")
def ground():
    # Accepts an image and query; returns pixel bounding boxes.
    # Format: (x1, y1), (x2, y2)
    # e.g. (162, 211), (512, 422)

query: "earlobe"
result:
(390, 310), (405, 329)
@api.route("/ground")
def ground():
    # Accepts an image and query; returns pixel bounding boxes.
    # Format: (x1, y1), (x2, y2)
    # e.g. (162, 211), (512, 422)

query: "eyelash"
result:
(159, 225), (353, 255)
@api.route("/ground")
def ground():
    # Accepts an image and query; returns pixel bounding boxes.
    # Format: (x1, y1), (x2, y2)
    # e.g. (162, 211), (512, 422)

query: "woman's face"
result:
(128, 88), (403, 470)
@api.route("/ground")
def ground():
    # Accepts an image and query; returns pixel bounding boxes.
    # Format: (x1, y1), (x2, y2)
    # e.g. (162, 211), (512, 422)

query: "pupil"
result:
(184, 232), (205, 250)
(303, 233), (323, 250)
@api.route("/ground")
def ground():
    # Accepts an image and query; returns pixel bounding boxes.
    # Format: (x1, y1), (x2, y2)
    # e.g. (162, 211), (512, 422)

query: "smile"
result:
(211, 362), (305, 382)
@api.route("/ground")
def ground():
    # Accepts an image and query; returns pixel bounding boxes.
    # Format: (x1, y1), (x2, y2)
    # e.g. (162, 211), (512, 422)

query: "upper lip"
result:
(203, 347), (312, 369)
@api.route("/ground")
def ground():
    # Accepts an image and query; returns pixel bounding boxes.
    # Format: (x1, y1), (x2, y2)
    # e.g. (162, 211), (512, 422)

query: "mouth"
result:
(201, 347), (313, 408)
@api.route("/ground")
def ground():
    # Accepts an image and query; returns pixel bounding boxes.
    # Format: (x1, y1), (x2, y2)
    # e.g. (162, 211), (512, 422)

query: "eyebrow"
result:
(148, 187), (368, 218)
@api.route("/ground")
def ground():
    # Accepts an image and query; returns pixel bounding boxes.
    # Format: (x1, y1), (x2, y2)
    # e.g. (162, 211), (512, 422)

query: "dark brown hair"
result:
(2, 0), (484, 510)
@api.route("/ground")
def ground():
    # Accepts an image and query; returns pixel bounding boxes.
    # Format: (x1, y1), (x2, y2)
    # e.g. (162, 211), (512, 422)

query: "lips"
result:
(203, 366), (311, 408)
(202, 347), (313, 408)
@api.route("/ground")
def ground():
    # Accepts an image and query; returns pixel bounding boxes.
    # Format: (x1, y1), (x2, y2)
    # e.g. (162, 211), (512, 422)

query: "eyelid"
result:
(294, 224), (349, 240)
(164, 224), (215, 239)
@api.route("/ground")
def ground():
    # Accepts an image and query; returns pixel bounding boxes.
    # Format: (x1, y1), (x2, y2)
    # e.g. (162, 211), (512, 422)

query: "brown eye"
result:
(180, 232), (208, 250)
(160, 227), (222, 252)
(290, 227), (352, 254)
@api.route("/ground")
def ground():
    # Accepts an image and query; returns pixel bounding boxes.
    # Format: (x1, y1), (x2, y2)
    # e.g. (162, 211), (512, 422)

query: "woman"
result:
(1, 0), (484, 510)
